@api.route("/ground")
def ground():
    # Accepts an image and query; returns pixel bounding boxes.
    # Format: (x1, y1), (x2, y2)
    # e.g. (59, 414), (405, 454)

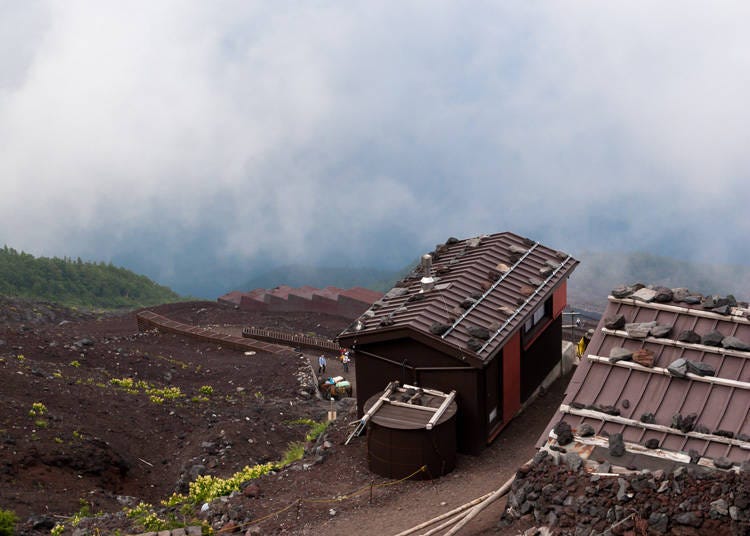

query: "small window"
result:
(523, 298), (551, 334)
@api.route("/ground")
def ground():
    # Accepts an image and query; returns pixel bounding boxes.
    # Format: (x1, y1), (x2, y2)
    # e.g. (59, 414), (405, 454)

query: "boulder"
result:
(460, 298), (476, 309)
(685, 360), (715, 377)
(519, 285), (535, 297)
(611, 286), (633, 299)
(673, 511), (703, 528)
(554, 420), (574, 446)
(650, 324), (673, 338)
(701, 295), (724, 309)
(609, 347), (633, 363)
(671, 287), (691, 302)
(721, 336), (750, 351)
(671, 413), (697, 433)
(632, 348), (655, 368)
(701, 330), (724, 347)
(630, 288), (658, 302)
(652, 286), (673, 302)
(578, 423), (595, 437)
(604, 314), (626, 330)
(467, 325), (490, 340)
(677, 330), (701, 344)
(608, 433), (626, 457)
(710, 498), (729, 516)
(712, 305), (732, 315)
(667, 358), (689, 378)
(625, 321), (657, 338)
(429, 323), (451, 335)
(645, 438), (660, 449)
(640, 413), (656, 424)
(648, 512), (669, 534)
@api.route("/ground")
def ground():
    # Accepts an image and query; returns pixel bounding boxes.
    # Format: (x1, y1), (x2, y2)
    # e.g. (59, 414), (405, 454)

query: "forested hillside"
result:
(0, 246), (182, 308)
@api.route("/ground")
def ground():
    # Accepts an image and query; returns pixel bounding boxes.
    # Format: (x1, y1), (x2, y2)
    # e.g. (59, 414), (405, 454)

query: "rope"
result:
(215, 465), (427, 533)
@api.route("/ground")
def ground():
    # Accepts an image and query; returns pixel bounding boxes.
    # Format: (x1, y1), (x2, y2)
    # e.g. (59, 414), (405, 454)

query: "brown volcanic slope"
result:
(0, 299), (350, 533)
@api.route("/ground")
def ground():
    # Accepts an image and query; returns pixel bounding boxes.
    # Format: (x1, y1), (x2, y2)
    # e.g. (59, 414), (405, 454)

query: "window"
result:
(523, 297), (552, 344)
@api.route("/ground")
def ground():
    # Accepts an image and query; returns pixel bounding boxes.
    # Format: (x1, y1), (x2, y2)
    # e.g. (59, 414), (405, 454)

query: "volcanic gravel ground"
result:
(0, 299), (350, 534)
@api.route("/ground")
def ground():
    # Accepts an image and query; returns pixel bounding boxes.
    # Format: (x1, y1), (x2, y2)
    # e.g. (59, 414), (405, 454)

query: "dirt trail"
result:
(316, 373), (570, 536)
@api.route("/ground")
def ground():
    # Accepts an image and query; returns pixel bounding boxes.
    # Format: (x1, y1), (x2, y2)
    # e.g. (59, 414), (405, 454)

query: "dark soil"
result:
(0, 299), (354, 534)
(2, 297), (663, 536)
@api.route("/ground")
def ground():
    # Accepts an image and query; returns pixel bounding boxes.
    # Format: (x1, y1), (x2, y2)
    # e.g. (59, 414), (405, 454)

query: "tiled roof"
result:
(339, 232), (578, 363)
(540, 287), (750, 470)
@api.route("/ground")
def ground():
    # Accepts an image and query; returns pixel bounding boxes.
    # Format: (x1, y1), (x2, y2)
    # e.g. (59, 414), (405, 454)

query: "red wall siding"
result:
(552, 280), (568, 318)
(502, 332), (521, 422)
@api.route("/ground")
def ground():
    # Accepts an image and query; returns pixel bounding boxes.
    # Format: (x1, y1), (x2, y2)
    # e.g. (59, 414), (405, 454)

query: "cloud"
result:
(1, 2), (749, 295)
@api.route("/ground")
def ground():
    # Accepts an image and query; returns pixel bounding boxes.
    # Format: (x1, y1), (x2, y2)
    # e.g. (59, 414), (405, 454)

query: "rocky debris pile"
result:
(500, 450), (750, 535)
(611, 284), (748, 316)
(295, 353), (317, 399)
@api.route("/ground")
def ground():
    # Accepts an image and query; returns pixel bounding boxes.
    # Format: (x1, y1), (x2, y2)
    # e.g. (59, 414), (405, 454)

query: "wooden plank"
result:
(587, 354), (750, 390)
(559, 404), (750, 450)
(547, 432), (738, 471)
(386, 400), (438, 413)
(426, 390), (457, 430)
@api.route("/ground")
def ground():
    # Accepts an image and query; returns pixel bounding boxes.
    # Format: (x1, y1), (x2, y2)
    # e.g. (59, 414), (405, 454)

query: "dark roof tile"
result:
(339, 231), (578, 363)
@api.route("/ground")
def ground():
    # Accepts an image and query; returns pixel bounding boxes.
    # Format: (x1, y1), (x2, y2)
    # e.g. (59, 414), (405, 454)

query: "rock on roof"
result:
(540, 284), (750, 472)
(339, 232), (578, 364)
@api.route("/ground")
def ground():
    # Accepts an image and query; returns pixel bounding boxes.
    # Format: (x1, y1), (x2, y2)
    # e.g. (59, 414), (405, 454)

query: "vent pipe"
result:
(420, 254), (434, 292)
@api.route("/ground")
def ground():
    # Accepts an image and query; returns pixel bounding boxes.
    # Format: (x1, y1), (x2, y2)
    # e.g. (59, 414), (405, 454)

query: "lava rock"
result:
(554, 420), (574, 446)
(609, 347), (633, 363)
(650, 324), (673, 338)
(578, 423), (595, 437)
(667, 358), (689, 378)
(713, 457), (734, 470)
(640, 413), (656, 424)
(652, 286), (673, 302)
(645, 438), (660, 449)
(604, 314), (626, 330)
(632, 348), (655, 368)
(611, 286), (633, 299)
(608, 433), (626, 457)
(721, 336), (750, 351)
(686, 360), (715, 377)
(674, 511), (703, 528)
(467, 325), (491, 340)
(648, 512), (669, 534)
(631, 288), (658, 302)
(429, 323), (451, 335)
(677, 330), (701, 344)
(701, 330), (724, 347)
(625, 321), (657, 338)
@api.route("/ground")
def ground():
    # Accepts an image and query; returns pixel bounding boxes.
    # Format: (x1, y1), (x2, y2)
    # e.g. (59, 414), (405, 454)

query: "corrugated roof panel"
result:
(540, 291), (750, 469)
(341, 231), (578, 363)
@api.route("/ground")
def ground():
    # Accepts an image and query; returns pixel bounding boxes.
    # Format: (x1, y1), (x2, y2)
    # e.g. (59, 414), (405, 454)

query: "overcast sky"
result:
(2, 2), (749, 296)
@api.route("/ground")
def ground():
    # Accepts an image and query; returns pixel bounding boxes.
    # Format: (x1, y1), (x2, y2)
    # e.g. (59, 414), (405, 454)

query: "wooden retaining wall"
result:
(241, 327), (340, 354)
(136, 310), (297, 356)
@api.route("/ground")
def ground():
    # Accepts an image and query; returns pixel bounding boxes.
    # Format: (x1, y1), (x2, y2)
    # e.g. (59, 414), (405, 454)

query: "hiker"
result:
(342, 352), (350, 373)
(318, 354), (327, 374)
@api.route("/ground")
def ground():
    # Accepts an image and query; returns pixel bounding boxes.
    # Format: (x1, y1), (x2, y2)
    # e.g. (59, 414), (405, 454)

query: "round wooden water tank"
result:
(364, 389), (457, 480)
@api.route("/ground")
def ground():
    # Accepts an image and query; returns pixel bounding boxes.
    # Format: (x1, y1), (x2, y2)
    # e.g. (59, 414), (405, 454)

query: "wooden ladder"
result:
(345, 381), (398, 445)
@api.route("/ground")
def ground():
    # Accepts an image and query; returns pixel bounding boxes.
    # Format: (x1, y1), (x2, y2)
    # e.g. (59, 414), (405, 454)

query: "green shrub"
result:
(0, 508), (17, 536)
(280, 442), (305, 466)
